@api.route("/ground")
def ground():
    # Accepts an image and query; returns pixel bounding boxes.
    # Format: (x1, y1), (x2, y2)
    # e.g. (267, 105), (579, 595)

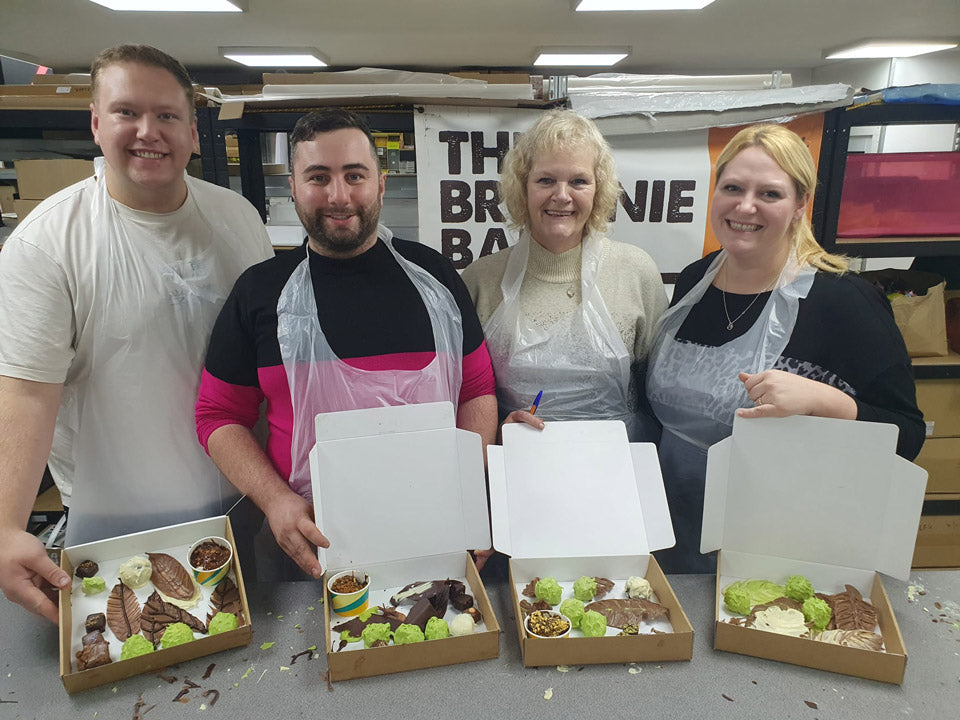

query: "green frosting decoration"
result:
(723, 580), (786, 615)
(579, 610), (607, 637)
(361, 622), (392, 648)
(802, 596), (832, 631)
(393, 624), (425, 645)
(120, 634), (154, 660)
(424, 616), (451, 640)
(559, 598), (586, 629)
(81, 576), (106, 595)
(160, 622), (195, 649)
(573, 576), (598, 602)
(339, 630), (362, 644)
(785, 575), (815, 602)
(208, 612), (239, 636)
(358, 607), (377, 622)
(534, 577), (562, 606)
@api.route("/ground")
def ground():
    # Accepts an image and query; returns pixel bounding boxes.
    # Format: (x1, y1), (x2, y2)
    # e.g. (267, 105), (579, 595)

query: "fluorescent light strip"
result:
(575, 0), (715, 9)
(826, 41), (957, 59)
(223, 53), (327, 67)
(535, 52), (628, 66)
(89, 0), (243, 10)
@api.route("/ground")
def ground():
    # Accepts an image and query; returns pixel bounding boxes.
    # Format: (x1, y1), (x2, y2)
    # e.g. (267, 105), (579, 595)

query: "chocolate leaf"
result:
(593, 577), (615, 600)
(142, 591), (206, 644)
(208, 577), (243, 625)
(147, 552), (195, 600)
(106, 581), (141, 641)
(813, 629), (883, 651)
(821, 585), (878, 631)
(585, 598), (669, 628)
(522, 578), (539, 598)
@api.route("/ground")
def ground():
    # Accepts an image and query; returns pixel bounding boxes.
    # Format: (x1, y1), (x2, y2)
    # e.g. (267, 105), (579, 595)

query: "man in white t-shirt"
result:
(0, 45), (273, 623)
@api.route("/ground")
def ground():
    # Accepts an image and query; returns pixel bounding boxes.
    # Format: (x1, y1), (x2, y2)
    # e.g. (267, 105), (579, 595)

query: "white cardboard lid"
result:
(488, 420), (675, 559)
(701, 415), (928, 581)
(310, 402), (490, 570)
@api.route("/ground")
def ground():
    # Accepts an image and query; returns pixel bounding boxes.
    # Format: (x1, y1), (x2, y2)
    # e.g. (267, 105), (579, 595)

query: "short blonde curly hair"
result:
(500, 109), (620, 239)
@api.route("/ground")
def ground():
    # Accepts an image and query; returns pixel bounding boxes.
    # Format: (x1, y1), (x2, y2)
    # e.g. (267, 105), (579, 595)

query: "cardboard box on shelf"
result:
(310, 402), (499, 681)
(0, 186), (15, 213)
(488, 421), (693, 667)
(916, 379), (960, 438)
(0, 84), (93, 110)
(914, 437), (960, 494)
(912, 497), (960, 569)
(13, 198), (42, 220)
(59, 516), (252, 693)
(14, 159), (94, 200)
(703, 415), (927, 684)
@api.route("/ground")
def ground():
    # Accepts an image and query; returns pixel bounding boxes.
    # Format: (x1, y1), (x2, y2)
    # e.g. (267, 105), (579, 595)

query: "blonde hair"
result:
(716, 124), (848, 274)
(500, 109), (620, 239)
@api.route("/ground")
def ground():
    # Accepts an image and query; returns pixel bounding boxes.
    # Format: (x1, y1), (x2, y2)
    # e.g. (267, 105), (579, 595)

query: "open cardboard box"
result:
(59, 516), (252, 693)
(488, 421), (694, 667)
(309, 402), (499, 681)
(703, 416), (928, 684)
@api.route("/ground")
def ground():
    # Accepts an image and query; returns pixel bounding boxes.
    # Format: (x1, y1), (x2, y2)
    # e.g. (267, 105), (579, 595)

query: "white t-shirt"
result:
(0, 174), (273, 502)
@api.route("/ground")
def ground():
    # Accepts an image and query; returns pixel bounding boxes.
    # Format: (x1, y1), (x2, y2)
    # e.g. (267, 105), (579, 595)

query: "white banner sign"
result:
(414, 104), (713, 275)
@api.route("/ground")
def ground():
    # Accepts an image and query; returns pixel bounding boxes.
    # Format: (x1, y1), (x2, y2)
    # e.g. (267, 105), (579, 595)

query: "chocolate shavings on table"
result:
(133, 693), (156, 719)
(321, 670), (334, 692)
(290, 650), (313, 664)
(208, 576), (243, 624)
(142, 591), (207, 644)
(522, 578), (540, 598)
(585, 598), (670, 628)
(805, 700), (818, 709)
(722, 694), (734, 702)
(593, 577), (615, 600)
(202, 663), (215, 680)
(202, 689), (220, 707)
(820, 585), (879, 631)
(147, 552), (195, 601)
(107, 581), (141, 642)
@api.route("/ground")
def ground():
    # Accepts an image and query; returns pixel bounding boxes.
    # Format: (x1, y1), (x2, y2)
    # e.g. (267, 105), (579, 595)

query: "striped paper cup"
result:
(327, 570), (370, 616)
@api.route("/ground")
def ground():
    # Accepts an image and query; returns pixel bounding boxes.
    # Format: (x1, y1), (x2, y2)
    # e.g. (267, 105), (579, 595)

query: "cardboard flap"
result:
(630, 443), (676, 553)
(701, 436), (731, 553)
(490, 421), (668, 559)
(310, 403), (488, 571)
(314, 401), (454, 442)
(703, 416), (926, 575)
(876, 456), (928, 580)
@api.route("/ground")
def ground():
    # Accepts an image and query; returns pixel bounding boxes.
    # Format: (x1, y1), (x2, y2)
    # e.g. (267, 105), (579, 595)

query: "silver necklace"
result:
(721, 264), (776, 331)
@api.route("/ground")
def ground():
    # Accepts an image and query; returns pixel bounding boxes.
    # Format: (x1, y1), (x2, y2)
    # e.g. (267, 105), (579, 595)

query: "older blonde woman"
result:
(462, 109), (668, 440)
(646, 124), (925, 573)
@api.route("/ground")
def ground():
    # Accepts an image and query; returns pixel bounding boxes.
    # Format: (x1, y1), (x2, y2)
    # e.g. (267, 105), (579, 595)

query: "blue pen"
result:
(529, 390), (543, 415)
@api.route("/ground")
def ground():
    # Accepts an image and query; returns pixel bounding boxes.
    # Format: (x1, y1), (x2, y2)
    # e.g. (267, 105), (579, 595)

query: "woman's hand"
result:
(497, 410), (545, 442)
(736, 370), (857, 420)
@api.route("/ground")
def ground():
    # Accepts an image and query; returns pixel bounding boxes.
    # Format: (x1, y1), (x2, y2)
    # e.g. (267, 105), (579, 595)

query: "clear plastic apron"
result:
(277, 226), (463, 499)
(67, 159), (247, 545)
(646, 249), (814, 572)
(483, 232), (636, 437)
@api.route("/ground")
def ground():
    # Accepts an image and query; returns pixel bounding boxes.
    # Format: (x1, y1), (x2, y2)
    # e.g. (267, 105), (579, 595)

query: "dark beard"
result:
(296, 202), (380, 255)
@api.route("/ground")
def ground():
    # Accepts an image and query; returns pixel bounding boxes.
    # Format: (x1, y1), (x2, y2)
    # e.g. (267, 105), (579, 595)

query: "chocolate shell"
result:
(405, 584), (450, 631)
(147, 552), (195, 600)
(85, 612), (106, 634)
(106, 581), (141, 642)
(521, 578), (539, 598)
(593, 577), (615, 600)
(390, 580), (434, 606)
(142, 591), (207, 645)
(584, 598), (669, 628)
(76, 631), (111, 671)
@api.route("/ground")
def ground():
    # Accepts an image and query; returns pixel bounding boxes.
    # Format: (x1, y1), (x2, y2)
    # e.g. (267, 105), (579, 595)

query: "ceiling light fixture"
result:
(825, 40), (957, 59)
(534, 47), (631, 66)
(574, 1), (715, 10)
(220, 47), (329, 68)
(89, 0), (244, 10)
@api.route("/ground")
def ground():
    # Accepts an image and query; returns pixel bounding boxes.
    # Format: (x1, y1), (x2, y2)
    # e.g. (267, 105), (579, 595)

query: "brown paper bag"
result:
(890, 281), (948, 357)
